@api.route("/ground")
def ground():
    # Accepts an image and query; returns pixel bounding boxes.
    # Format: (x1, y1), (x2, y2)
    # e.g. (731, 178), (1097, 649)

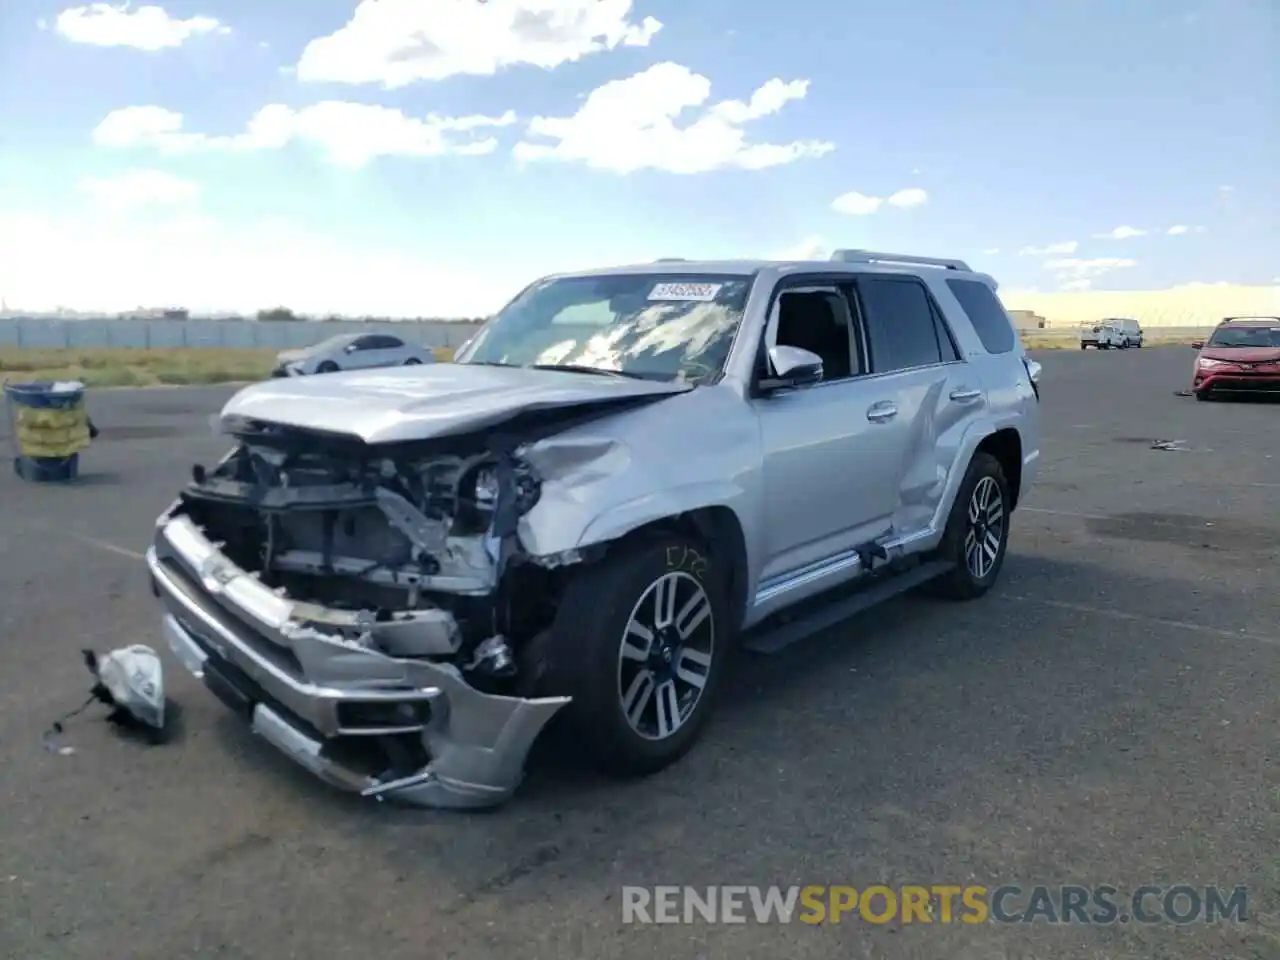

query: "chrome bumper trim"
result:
(148, 515), (570, 810)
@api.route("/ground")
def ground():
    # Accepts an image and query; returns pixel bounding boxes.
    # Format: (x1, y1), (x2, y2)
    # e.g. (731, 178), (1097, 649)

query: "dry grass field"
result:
(0, 332), (1202, 388)
(0, 346), (457, 387)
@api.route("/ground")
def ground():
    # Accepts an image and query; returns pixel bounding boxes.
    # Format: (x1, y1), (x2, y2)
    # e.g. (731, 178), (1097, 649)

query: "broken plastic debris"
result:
(90, 645), (166, 731)
(1150, 439), (1189, 451)
(42, 645), (172, 753)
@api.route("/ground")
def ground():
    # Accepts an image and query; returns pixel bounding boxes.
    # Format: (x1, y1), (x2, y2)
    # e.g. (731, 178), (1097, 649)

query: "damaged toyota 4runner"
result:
(146, 250), (1042, 809)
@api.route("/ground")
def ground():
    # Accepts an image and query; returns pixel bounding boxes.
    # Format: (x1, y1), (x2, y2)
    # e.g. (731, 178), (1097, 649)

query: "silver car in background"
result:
(148, 249), (1042, 810)
(272, 333), (436, 376)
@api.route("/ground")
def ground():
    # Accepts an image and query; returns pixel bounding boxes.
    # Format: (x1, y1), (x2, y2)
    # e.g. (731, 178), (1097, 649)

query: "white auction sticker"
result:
(648, 282), (722, 302)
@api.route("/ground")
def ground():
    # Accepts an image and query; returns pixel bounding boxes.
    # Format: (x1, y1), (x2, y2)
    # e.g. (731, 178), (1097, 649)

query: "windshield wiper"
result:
(528, 363), (657, 380)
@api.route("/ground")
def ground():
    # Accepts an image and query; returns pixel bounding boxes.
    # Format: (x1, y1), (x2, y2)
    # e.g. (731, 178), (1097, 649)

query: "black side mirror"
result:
(759, 345), (823, 392)
(1190, 340), (1205, 350)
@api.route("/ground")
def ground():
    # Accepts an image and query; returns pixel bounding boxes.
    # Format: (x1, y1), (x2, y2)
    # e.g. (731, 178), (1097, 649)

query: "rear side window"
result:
(856, 277), (955, 372)
(946, 279), (1015, 354)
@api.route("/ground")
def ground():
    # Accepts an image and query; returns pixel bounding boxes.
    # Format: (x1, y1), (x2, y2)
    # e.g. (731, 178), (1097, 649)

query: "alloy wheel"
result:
(963, 476), (1005, 579)
(617, 572), (715, 741)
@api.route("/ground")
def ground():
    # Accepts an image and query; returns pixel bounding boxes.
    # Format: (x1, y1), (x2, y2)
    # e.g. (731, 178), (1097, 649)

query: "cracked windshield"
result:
(0, 1), (1275, 960)
(460, 273), (754, 382)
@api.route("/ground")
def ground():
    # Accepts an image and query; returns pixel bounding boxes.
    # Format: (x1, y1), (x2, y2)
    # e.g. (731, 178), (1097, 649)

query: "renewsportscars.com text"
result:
(621, 884), (1249, 925)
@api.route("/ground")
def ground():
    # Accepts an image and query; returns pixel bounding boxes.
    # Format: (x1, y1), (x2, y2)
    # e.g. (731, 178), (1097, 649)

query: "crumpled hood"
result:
(1200, 346), (1280, 363)
(220, 363), (693, 444)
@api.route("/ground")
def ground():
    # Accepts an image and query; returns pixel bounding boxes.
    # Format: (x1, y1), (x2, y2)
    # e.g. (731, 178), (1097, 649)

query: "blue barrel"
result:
(5, 380), (89, 482)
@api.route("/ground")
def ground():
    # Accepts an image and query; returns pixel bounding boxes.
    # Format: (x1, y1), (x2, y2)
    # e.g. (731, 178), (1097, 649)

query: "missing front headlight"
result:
(456, 458), (541, 535)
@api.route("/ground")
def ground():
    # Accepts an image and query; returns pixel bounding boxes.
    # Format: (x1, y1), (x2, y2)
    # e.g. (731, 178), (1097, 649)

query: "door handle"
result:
(949, 387), (982, 403)
(866, 401), (898, 423)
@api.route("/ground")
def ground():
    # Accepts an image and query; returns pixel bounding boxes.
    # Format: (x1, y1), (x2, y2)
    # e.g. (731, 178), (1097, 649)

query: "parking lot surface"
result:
(1, 347), (1276, 960)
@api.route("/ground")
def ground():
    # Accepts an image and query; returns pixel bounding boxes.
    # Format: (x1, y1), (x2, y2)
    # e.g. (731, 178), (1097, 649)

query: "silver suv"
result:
(146, 250), (1042, 809)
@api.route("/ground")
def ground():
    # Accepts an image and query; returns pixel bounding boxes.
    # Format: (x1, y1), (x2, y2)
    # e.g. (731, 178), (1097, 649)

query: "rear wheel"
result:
(525, 534), (730, 776)
(924, 452), (1011, 601)
(404, 357), (422, 365)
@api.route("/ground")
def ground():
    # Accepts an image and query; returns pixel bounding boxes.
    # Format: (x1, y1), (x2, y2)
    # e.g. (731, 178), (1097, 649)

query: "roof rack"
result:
(829, 249), (971, 272)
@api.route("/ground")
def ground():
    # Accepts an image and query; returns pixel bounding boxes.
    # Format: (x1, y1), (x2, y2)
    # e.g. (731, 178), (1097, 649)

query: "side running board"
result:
(742, 560), (955, 655)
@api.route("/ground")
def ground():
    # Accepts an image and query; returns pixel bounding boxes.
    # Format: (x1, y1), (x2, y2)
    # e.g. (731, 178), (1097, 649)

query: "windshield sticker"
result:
(648, 282), (723, 302)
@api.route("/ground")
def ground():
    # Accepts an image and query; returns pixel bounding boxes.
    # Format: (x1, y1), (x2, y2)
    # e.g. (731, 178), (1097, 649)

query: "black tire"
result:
(1195, 388), (1213, 402)
(923, 452), (1011, 601)
(525, 533), (731, 777)
(403, 357), (423, 365)
(316, 361), (339, 374)
(1080, 344), (1088, 350)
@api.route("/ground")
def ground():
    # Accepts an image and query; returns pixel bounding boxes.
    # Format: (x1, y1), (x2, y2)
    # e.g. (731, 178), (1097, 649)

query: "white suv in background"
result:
(1081, 318), (1142, 349)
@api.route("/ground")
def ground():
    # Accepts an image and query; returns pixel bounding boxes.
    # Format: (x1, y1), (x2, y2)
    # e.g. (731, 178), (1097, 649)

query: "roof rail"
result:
(829, 249), (972, 271)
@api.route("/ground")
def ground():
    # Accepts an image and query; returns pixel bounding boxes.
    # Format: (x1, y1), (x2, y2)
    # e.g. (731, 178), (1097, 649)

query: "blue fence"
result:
(0, 317), (486, 351)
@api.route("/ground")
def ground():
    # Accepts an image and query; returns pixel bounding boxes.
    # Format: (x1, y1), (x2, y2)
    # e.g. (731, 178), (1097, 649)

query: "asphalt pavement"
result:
(0, 348), (1276, 960)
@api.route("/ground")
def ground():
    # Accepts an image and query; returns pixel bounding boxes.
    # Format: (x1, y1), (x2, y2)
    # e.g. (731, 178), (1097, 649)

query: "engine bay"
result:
(176, 422), (565, 692)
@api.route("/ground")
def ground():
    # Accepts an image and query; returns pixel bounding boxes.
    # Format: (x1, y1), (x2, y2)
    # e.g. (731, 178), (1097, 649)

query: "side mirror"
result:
(760, 345), (823, 391)
(1190, 340), (1204, 350)
(344, 344), (359, 353)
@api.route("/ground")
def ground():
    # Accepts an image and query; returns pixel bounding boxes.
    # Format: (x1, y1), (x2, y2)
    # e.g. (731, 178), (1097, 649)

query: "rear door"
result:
(847, 275), (986, 535)
(348, 334), (405, 368)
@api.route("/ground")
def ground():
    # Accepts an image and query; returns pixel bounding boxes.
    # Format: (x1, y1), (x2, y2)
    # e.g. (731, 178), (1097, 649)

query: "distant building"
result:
(1008, 309), (1047, 330)
(123, 307), (190, 321)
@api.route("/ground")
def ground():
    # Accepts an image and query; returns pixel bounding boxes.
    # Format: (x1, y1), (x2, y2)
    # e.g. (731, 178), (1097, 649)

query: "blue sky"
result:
(0, 0), (1275, 316)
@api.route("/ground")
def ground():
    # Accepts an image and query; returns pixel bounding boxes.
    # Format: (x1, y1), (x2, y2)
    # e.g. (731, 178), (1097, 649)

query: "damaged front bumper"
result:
(146, 514), (570, 810)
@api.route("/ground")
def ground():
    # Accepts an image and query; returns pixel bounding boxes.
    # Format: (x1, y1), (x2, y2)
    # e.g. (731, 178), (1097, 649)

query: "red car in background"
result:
(1190, 317), (1280, 401)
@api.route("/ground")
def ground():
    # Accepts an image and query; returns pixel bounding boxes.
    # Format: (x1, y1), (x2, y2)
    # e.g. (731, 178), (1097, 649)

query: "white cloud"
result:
(1094, 225), (1147, 240)
(887, 187), (927, 208)
(55, 3), (228, 50)
(982, 247), (1000, 255)
(296, 0), (661, 88)
(831, 187), (928, 216)
(831, 192), (882, 215)
(512, 63), (833, 174)
(1019, 241), (1078, 256)
(93, 102), (518, 168)
(1166, 224), (1189, 236)
(77, 169), (199, 209)
(1044, 256), (1138, 291)
(770, 236), (828, 260)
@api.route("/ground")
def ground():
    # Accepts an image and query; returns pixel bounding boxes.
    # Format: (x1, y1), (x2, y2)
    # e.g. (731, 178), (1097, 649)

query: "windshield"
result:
(1206, 325), (1280, 348)
(457, 272), (756, 383)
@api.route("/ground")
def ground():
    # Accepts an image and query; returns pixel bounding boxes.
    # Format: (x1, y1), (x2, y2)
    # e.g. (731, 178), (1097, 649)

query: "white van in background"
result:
(1080, 317), (1143, 349)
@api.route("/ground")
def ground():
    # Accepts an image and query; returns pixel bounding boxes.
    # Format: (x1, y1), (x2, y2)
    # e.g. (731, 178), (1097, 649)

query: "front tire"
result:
(316, 360), (339, 374)
(404, 357), (422, 365)
(528, 534), (730, 777)
(924, 452), (1011, 601)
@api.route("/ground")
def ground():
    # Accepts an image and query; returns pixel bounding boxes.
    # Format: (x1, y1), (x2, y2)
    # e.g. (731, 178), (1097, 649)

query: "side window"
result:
(772, 288), (860, 381)
(378, 335), (405, 349)
(855, 277), (947, 372)
(348, 336), (375, 351)
(945, 278), (1015, 354)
